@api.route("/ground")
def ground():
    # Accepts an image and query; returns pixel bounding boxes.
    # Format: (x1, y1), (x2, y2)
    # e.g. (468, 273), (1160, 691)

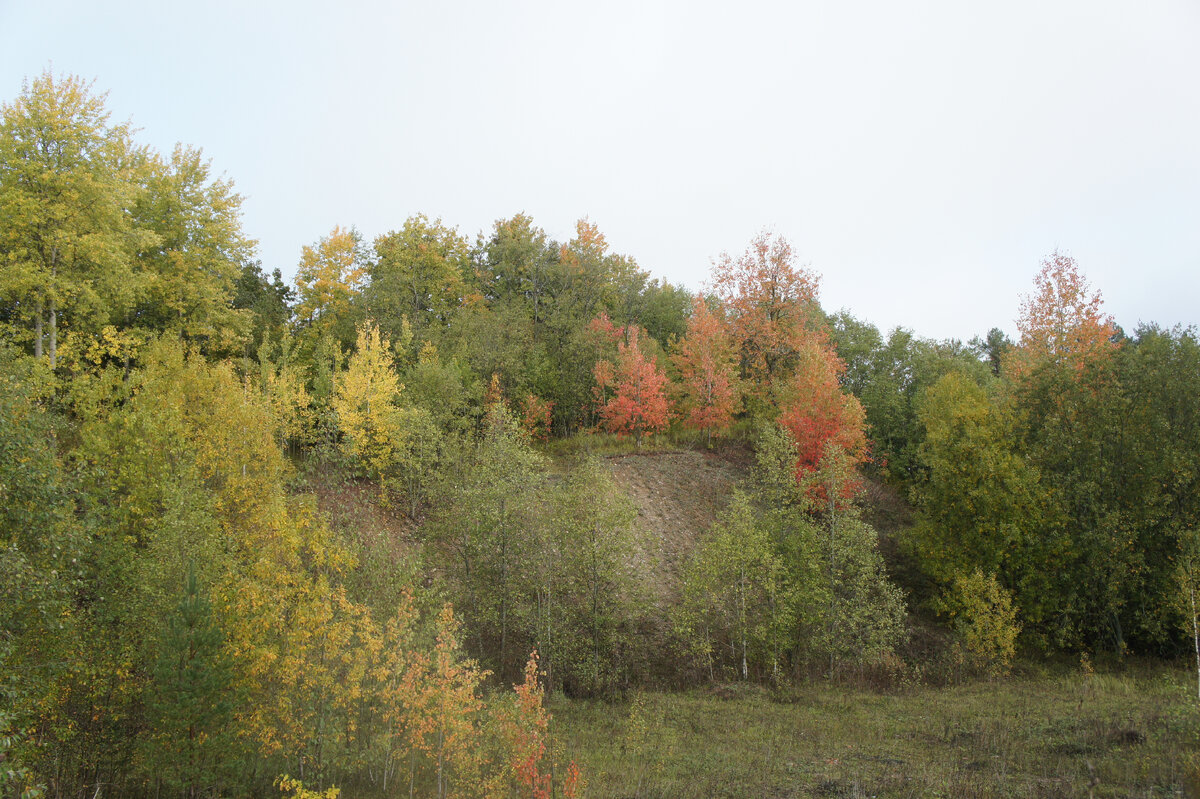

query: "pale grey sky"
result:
(3, 0), (1198, 341)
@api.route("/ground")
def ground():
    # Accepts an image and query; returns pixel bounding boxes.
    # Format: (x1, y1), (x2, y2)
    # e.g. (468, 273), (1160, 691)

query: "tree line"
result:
(3, 70), (1200, 798)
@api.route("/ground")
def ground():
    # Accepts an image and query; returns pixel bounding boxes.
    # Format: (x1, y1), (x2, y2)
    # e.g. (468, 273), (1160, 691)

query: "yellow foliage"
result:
(945, 569), (1021, 677)
(333, 322), (405, 480)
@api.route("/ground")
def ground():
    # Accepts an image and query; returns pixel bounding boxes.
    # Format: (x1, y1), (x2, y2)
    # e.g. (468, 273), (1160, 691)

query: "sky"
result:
(2, 0), (1198, 342)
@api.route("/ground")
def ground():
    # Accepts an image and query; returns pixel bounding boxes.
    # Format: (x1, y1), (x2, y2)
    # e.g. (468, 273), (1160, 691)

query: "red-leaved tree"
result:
(594, 326), (671, 446)
(776, 337), (868, 506)
(496, 652), (584, 799)
(519, 394), (554, 442)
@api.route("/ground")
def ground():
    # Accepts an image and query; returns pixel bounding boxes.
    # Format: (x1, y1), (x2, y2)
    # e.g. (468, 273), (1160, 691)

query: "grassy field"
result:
(551, 663), (1199, 798)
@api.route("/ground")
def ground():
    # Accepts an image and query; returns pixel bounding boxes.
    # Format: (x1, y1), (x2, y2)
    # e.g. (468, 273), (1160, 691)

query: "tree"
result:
(142, 565), (243, 798)
(941, 569), (1021, 678)
(676, 490), (789, 681)
(473, 213), (556, 329)
(131, 144), (255, 353)
(815, 512), (908, 672)
(545, 460), (641, 697)
(1011, 251), (1117, 377)
(776, 337), (868, 503)
(0, 71), (146, 366)
(594, 326), (671, 446)
(710, 231), (822, 409)
(518, 393), (554, 442)
(426, 404), (546, 683)
(1178, 531), (1200, 701)
(672, 297), (740, 446)
(908, 371), (1055, 636)
(294, 226), (368, 355)
(366, 215), (469, 344)
(333, 322), (438, 508)
(492, 652), (583, 799)
(0, 345), (80, 791)
(333, 322), (405, 481)
(236, 261), (294, 355)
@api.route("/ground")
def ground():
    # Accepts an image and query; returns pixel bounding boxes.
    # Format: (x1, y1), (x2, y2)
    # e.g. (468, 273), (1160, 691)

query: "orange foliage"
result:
(497, 652), (583, 799)
(672, 297), (740, 443)
(519, 394), (554, 442)
(1012, 251), (1117, 377)
(594, 326), (671, 445)
(711, 231), (822, 403)
(483, 372), (506, 411)
(776, 338), (868, 504)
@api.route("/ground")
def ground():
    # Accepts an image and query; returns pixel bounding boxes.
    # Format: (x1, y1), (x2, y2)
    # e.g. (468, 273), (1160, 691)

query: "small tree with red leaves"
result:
(776, 337), (868, 507)
(594, 326), (671, 446)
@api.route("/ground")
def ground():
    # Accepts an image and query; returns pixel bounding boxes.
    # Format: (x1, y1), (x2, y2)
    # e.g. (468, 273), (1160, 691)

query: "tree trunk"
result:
(48, 250), (58, 368)
(34, 299), (43, 358)
(49, 297), (57, 369)
(739, 568), (748, 681)
(1191, 582), (1199, 701)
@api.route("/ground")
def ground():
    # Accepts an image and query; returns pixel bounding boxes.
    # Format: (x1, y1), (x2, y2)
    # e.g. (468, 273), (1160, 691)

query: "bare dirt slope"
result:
(605, 449), (746, 603)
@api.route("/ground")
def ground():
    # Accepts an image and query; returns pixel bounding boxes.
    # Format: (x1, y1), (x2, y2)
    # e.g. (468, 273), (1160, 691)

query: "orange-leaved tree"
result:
(519, 394), (554, 442)
(594, 325), (671, 446)
(672, 297), (740, 446)
(1011, 251), (1117, 378)
(776, 337), (868, 506)
(495, 652), (583, 799)
(710, 231), (822, 410)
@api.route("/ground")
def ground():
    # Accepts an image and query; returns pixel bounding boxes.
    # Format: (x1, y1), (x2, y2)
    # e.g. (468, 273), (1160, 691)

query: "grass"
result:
(550, 664), (1200, 798)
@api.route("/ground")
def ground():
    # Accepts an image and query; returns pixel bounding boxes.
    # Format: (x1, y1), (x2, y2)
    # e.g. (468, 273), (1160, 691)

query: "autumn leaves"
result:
(586, 231), (866, 507)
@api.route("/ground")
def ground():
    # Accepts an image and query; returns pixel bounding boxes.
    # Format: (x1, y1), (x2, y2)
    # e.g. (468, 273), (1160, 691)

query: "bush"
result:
(943, 569), (1021, 677)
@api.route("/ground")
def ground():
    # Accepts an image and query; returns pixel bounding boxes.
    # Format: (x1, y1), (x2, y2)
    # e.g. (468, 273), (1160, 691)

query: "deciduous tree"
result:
(776, 338), (867, 503)
(0, 71), (147, 365)
(594, 326), (671, 446)
(294, 227), (368, 356)
(672, 297), (740, 446)
(710, 232), (821, 409)
(1011, 251), (1117, 377)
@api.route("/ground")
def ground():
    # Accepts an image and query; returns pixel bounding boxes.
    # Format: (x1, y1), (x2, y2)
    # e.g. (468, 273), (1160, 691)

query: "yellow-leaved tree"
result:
(333, 322), (439, 504)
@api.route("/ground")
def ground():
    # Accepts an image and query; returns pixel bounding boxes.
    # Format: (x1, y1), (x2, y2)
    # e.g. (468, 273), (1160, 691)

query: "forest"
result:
(2, 72), (1199, 798)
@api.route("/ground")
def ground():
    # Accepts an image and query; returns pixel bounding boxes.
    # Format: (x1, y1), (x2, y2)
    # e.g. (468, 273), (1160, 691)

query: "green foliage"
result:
(0, 71), (146, 364)
(402, 340), (482, 436)
(676, 490), (791, 682)
(141, 565), (244, 795)
(816, 513), (908, 671)
(427, 404), (547, 683)
(0, 346), (79, 795)
(366, 214), (469, 345)
(828, 311), (992, 484)
(544, 459), (642, 697)
(907, 371), (1053, 634)
(130, 143), (254, 354)
(235, 261), (294, 353)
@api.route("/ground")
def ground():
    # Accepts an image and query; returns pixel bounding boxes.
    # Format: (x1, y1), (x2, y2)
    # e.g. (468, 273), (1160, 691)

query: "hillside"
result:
(605, 448), (745, 603)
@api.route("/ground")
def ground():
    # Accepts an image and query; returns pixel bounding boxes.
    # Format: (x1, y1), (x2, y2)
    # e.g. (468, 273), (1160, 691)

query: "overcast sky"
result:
(3, 0), (1198, 341)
